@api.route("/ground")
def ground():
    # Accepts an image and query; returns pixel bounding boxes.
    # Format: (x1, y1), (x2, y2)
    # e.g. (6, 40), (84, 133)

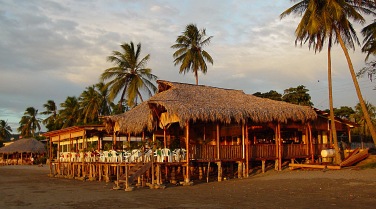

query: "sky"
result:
(1, 0), (375, 132)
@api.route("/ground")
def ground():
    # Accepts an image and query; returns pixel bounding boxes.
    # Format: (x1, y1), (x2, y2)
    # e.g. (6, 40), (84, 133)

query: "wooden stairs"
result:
(119, 161), (152, 186)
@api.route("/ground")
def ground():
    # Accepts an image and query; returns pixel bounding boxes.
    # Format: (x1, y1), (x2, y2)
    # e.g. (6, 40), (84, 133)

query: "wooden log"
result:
(217, 162), (222, 182)
(262, 160), (266, 173)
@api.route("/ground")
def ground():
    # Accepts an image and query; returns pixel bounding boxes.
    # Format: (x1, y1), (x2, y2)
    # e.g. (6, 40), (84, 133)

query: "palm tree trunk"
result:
(336, 29), (376, 146)
(194, 69), (199, 85)
(327, 41), (342, 164)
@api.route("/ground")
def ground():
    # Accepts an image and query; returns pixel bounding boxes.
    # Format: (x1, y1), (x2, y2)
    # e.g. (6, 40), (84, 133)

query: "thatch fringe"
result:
(104, 80), (317, 134)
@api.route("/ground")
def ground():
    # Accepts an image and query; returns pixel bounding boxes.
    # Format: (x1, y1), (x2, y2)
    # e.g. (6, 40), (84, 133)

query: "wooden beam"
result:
(216, 123), (220, 159)
(185, 121), (190, 183)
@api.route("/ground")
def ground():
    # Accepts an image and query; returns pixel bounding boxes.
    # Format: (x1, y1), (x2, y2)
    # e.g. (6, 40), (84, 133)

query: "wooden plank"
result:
(289, 164), (326, 169)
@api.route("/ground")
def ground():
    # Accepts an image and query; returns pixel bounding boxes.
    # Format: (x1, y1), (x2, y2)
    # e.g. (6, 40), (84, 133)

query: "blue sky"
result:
(0, 0), (375, 132)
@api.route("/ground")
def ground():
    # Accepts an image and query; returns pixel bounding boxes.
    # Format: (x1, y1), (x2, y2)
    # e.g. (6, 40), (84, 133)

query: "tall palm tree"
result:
(353, 101), (376, 138)
(58, 96), (81, 128)
(101, 42), (157, 109)
(41, 100), (58, 131)
(0, 120), (12, 141)
(18, 107), (41, 137)
(171, 24), (214, 85)
(79, 85), (102, 124)
(281, 0), (376, 162)
(95, 82), (112, 116)
(361, 20), (376, 60)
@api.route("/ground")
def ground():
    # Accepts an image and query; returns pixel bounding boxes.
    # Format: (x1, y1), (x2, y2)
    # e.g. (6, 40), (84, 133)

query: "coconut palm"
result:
(58, 96), (81, 128)
(361, 20), (376, 60)
(95, 82), (112, 116)
(352, 101), (376, 138)
(79, 85), (102, 123)
(101, 42), (157, 109)
(0, 120), (12, 141)
(171, 24), (214, 85)
(281, 0), (376, 162)
(18, 107), (41, 137)
(40, 100), (58, 131)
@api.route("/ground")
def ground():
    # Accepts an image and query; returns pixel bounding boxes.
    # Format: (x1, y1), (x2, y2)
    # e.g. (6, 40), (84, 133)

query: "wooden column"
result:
(185, 121), (190, 183)
(305, 126), (309, 156)
(274, 124), (278, 171)
(216, 123), (220, 159)
(277, 123), (282, 171)
(308, 124), (314, 162)
(348, 127), (352, 143)
(245, 123), (249, 177)
(242, 123), (245, 159)
(163, 127), (167, 148)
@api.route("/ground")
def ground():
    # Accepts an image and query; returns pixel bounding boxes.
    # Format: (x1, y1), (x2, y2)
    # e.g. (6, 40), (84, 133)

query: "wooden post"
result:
(278, 123), (282, 171)
(217, 162), (222, 182)
(245, 123), (249, 177)
(309, 124), (314, 162)
(163, 127), (167, 149)
(348, 127), (352, 143)
(274, 124), (278, 171)
(237, 161), (242, 178)
(206, 162), (210, 183)
(262, 160), (266, 173)
(185, 121), (190, 183)
(216, 123), (220, 159)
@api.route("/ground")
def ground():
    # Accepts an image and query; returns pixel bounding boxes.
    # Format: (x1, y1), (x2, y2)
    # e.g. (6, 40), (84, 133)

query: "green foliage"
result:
(324, 106), (355, 119)
(171, 23), (213, 85)
(0, 120), (12, 141)
(101, 41), (157, 109)
(282, 85), (313, 106)
(17, 107), (41, 137)
(253, 90), (282, 101)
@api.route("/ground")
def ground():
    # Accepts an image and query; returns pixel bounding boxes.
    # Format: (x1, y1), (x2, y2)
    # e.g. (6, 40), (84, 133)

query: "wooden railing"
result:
(249, 144), (276, 160)
(190, 143), (330, 161)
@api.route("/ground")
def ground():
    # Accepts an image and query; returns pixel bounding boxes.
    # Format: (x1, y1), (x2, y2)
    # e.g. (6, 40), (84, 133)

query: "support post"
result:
(185, 121), (190, 183)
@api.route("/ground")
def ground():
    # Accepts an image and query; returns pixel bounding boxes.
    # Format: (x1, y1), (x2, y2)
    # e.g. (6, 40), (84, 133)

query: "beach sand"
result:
(0, 163), (375, 209)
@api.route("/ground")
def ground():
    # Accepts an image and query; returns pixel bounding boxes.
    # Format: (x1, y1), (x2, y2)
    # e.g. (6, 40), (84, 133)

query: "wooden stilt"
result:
(199, 164), (203, 180)
(237, 161), (242, 178)
(217, 162), (222, 182)
(262, 160), (266, 173)
(206, 162), (210, 183)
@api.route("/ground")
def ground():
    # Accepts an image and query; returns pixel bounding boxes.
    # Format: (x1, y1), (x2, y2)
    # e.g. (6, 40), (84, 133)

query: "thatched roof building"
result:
(0, 138), (46, 154)
(105, 80), (317, 134)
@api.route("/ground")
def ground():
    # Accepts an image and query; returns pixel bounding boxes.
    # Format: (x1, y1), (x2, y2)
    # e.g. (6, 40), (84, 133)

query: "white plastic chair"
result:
(109, 150), (118, 162)
(130, 149), (141, 162)
(161, 148), (172, 162)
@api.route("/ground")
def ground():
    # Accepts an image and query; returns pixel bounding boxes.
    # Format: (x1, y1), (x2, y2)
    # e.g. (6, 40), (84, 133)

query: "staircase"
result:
(119, 161), (152, 186)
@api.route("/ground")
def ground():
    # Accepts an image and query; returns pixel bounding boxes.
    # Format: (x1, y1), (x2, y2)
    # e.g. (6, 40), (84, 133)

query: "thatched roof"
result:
(149, 80), (317, 126)
(105, 80), (317, 134)
(105, 101), (154, 134)
(0, 138), (46, 154)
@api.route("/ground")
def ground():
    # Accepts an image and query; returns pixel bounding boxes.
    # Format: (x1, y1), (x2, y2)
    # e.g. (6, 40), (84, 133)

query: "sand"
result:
(0, 164), (375, 209)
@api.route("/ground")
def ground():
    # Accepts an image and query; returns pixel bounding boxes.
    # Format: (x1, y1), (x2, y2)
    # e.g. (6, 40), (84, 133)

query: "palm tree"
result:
(79, 85), (102, 124)
(281, 0), (376, 162)
(361, 20), (376, 60)
(18, 107), (41, 137)
(58, 96), (81, 128)
(352, 101), (376, 139)
(171, 24), (214, 85)
(95, 82), (112, 116)
(101, 42), (157, 109)
(40, 100), (58, 131)
(0, 120), (12, 141)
